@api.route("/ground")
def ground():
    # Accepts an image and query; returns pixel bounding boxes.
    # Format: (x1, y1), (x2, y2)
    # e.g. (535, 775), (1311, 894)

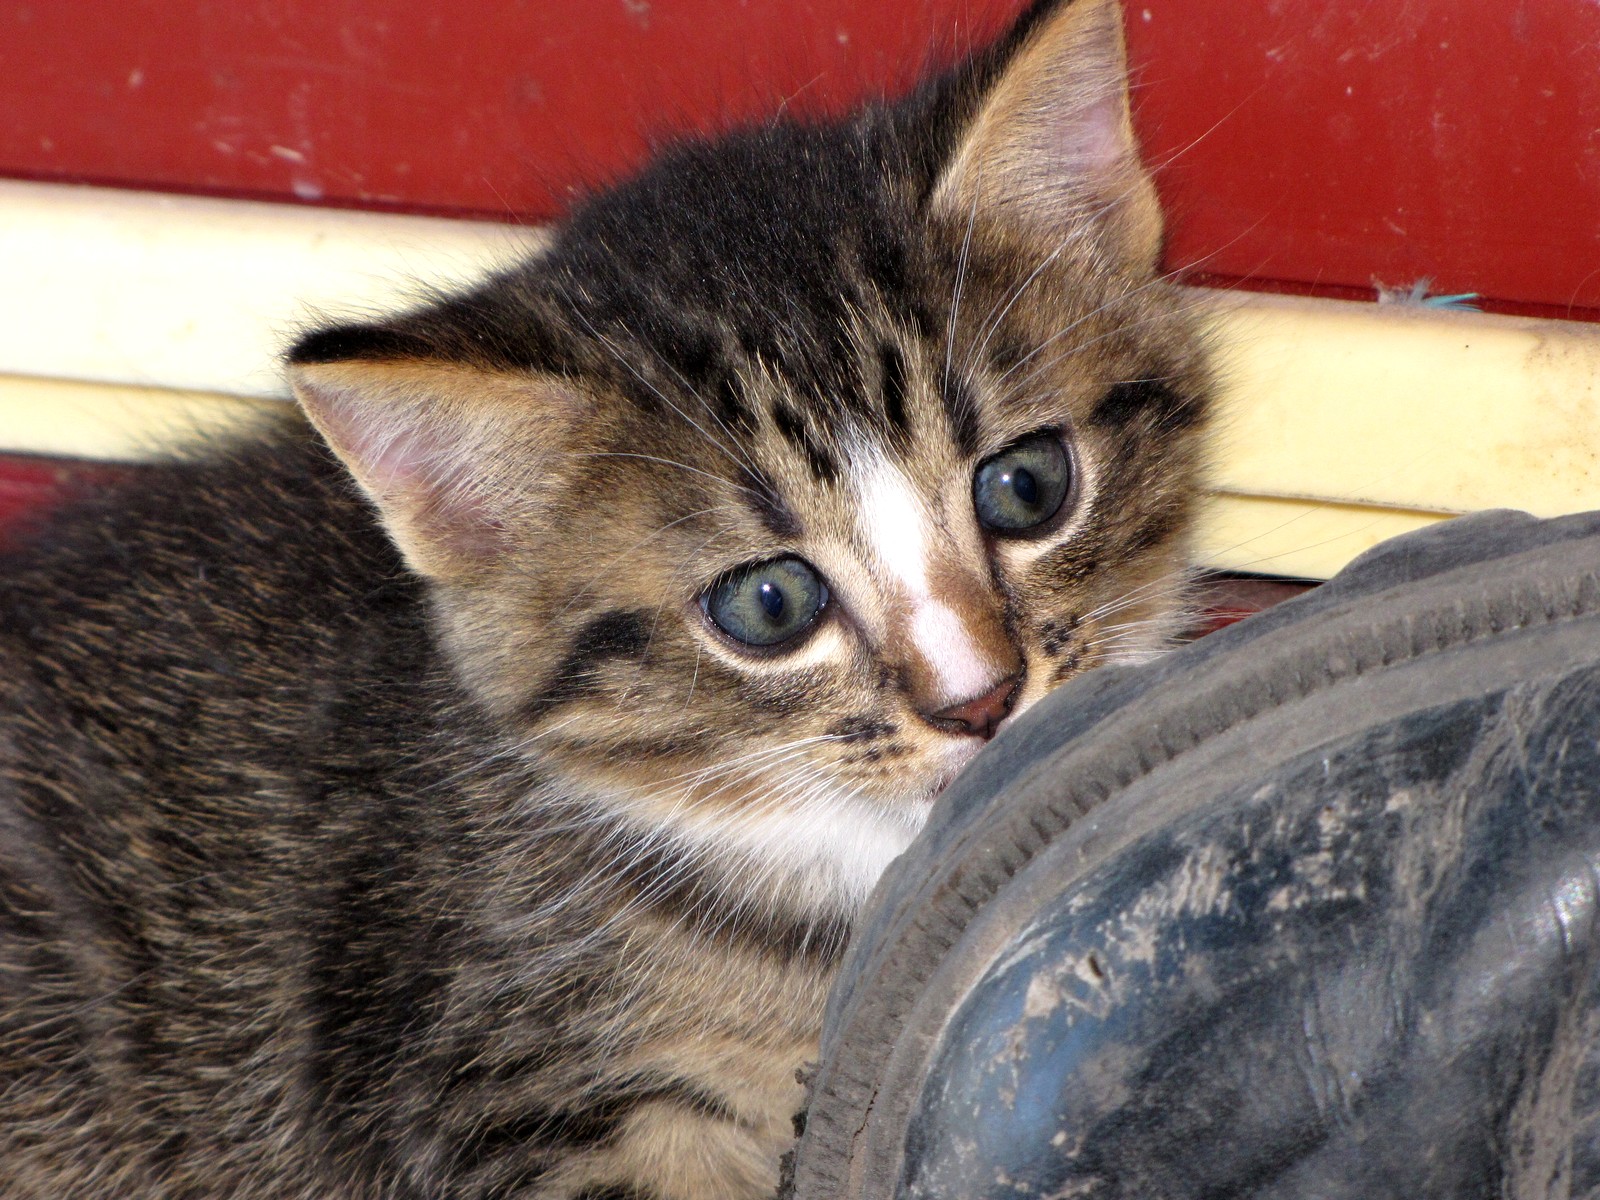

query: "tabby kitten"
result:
(0, 0), (1209, 1196)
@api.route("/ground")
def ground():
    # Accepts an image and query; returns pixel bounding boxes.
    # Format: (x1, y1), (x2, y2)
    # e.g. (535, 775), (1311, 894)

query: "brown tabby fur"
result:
(0, 1), (1211, 1196)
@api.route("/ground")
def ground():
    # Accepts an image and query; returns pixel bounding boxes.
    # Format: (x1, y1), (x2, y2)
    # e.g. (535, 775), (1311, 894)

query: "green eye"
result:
(704, 557), (829, 648)
(973, 431), (1072, 534)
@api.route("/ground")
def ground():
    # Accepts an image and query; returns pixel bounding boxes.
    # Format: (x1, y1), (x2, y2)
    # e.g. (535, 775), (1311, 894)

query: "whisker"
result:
(569, 309), (757, 474)
(944, 183), (982, 395)
(964, 236), (1073, 379)
(988, 267), (1204, 397)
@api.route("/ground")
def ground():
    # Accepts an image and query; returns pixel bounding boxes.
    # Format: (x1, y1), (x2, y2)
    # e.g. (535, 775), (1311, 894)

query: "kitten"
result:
(0, 0), (1209, 1196)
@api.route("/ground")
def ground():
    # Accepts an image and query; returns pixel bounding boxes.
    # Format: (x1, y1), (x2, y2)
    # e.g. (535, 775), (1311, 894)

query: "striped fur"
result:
(0, 1), (1211, 1196)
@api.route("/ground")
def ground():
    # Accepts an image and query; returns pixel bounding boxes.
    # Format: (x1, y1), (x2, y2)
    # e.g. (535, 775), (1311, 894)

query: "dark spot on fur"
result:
(772, 401), (805, 447)
(844, 741), (911, 765)
(1125, 505), (1182, 555)
(942, 378), (982, 456)
(818, 322), (864, 408)
(1049, 644), (1085, 682)
(715, 372), (756, 434)
(828, 716), (897, 743)
(858, 228), (911, 309)
(772, 401), (839, 483)
(986, 333), (1027, 375)
(671, 328), (718, 384)
(879, 342), (910, 445)
(451, 1105), (617, 1167)
(522, 610), (652, 721)
(739, 465), (801, 539)
(451, 1075), (735, 1186)
(858, 225), (938, 336)
(1089, 380), (1145, 428)
(288, 324), (436, 365)
(443, 1047), (563, 1093)
(1155, 390), (1206, 433)
(1038, 614), (1081, 657)
(1044, 541), (1104, 585)
(1091, 379), (1203, 433)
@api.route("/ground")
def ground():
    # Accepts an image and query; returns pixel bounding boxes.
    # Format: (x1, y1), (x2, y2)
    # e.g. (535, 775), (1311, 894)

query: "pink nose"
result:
(926, 675), (1022, 740)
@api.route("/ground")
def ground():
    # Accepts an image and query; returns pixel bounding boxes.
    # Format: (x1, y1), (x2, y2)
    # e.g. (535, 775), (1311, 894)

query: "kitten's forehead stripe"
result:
(941, 378), (984, 456)
(878, 342), (910, 446)
(713, 372), (757, 436)
(772, 401), (840, 483)
(737, 464), (801, 539)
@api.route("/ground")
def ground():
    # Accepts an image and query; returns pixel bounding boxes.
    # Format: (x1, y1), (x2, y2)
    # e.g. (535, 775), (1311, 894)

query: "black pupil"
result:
(1009, 467), (1038, 506)
(759, 582), (785, 621)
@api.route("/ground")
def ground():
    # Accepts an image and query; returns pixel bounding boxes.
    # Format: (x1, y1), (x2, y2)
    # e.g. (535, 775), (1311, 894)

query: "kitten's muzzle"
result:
(923, 674), (1022, 741)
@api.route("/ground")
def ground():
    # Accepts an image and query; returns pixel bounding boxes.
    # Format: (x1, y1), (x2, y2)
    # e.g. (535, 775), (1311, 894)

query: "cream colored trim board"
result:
(0, 179), (540, 399)
(1195, 492), (1449, 580)
(1204, 291), (1600, 519)
(0, 376), (273, 462)
(1, 181), (1596, 578)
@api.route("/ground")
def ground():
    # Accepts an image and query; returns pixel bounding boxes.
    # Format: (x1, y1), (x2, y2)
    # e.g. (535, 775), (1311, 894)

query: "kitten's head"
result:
(289, 0), (1210, 918)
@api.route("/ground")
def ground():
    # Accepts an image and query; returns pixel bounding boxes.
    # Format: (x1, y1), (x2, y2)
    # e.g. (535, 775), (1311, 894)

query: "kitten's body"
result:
(1, 435), (832, 1198)
(0, 2), (1210, 1196)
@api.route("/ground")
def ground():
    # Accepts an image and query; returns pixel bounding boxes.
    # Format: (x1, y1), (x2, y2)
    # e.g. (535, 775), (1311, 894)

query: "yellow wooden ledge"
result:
(2, 182), (1596, 579)
(1203, 291), (1599, 518)
(0, 375), (272, 462)
(1197, 493), (1448, 580)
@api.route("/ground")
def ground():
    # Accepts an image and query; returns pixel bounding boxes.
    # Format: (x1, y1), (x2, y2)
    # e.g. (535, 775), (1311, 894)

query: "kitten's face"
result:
(291, 0), (1210, 916)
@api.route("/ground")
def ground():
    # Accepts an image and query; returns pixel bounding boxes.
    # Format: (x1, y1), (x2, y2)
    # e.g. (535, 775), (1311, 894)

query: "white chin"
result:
(643, 786), (932, 919)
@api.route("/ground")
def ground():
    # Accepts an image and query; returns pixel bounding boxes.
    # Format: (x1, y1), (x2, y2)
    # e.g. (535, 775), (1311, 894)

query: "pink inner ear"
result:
(411, 459), (510, 561)
(364, 419), (513, 562)
(939, 0), (1152, 246)
(298, 372), (512, 566)
(1060, 87), (1129, 178)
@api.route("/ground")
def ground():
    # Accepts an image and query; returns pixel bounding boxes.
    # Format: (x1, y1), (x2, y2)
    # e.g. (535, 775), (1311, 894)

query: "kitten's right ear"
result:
(289, 351), (579, 582)
(932, 0), (1161, 273)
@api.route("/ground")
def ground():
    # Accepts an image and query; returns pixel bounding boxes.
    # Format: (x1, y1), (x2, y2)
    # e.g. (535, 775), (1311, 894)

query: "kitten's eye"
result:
(973, 430), (1072, 534)
(704, 557), (829, 648)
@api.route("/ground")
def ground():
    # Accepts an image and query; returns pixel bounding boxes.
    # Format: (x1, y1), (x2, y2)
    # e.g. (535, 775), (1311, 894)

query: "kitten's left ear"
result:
(290, 353), (580, 582)
(933, 0), (1161, 274)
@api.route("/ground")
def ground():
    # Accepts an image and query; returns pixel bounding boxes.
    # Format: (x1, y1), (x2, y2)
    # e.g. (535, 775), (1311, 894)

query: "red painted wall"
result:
(1127, 0), (1600, 320)
(6, 0), (1598, 318)
(0, 456), (134, 552)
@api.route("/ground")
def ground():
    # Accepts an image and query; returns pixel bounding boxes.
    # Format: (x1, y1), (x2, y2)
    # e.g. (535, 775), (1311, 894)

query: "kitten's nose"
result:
(926, 675), (1021, 740)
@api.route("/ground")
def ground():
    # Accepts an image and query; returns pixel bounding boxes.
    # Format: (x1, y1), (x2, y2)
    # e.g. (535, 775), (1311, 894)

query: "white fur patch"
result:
(909, 600), (999, 699)
(858, 461), (934, 594)
(855, 458), (997, 702)
(689, 789), (925, 915)
(608, 783), (927, 919)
